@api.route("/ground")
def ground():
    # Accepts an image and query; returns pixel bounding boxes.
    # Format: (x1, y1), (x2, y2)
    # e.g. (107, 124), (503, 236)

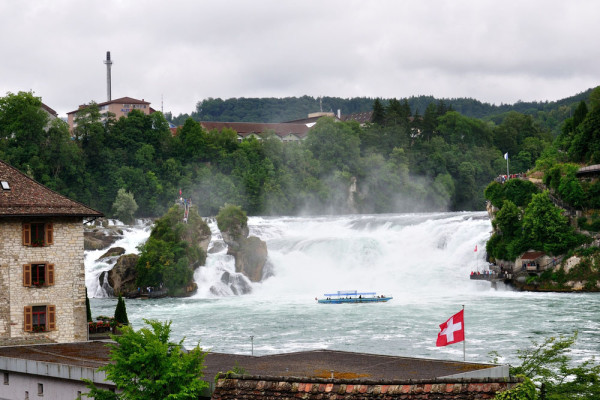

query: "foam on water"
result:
(88, 212), (600, 364)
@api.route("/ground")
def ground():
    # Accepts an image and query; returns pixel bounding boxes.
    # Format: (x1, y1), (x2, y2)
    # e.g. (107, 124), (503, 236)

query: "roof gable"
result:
(0, 160), (103, 218)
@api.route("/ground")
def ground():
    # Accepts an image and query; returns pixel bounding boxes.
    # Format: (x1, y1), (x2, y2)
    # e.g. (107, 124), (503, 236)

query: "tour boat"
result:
(316, 290), (392, 304)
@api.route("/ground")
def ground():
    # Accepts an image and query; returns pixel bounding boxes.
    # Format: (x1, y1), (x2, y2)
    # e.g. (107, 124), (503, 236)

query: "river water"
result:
(87, 212), (600, 365)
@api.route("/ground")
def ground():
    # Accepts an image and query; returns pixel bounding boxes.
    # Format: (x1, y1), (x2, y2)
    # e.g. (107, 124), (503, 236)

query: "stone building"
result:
(66, 96), (153, 131)
(0, 160), (102, 344)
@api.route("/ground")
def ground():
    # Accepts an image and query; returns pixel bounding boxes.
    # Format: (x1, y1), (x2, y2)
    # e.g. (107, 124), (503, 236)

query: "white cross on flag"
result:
(436, 309), (465, 347)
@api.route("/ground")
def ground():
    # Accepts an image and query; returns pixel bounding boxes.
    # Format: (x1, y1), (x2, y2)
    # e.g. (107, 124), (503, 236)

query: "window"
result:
(22, 222), (53, 247)
(3, 372), (8, 385)
(24, 305), (55, 332)
(1, 181), (9, 190)
(37, 383), (43, 396)
(23, 263), (54, 287)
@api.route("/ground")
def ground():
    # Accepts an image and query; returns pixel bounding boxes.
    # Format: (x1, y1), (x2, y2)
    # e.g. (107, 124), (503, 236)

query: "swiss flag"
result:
(436, 309), (465, 347)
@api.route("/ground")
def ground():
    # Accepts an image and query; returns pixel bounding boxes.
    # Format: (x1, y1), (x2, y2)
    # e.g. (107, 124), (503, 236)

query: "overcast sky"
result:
(1, 0), (598, 118)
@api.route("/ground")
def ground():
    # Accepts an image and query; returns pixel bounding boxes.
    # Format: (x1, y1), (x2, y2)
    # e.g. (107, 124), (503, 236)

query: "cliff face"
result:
(221, 221), (268, 283)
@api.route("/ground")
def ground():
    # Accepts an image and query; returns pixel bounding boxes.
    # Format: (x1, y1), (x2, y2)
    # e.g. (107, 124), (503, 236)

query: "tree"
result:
(522, 191), (578, 255)
(114, 294), (129, 325)
(112, 188), (139, 224)
(496, 200), (522, 239)
(305, 117), (361, 175)
(216, 204), (248, 239)
(86, 288), (92, 323)
(371, 98), (385, 125)
(498, 332), (600, 400)
(84, 319), (208, 399)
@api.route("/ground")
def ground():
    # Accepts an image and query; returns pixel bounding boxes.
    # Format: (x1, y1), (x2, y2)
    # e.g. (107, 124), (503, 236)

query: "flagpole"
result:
(462, 304), (465, 361)
(506, 154), (509, 178)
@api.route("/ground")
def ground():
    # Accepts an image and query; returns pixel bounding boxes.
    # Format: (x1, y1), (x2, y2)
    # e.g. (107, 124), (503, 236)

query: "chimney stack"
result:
(103, 51), (113, 102)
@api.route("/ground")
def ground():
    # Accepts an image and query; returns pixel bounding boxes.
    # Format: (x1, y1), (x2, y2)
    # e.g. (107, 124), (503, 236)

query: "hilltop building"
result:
(66, 96), (153, 131)
(199, 121), (311, 143)
(173, 110), (375, 142)
(0, 160), (102, 345)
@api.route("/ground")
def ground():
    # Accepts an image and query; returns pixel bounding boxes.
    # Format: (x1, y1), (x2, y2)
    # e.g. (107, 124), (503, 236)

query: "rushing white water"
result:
(88, 212), (600, 365)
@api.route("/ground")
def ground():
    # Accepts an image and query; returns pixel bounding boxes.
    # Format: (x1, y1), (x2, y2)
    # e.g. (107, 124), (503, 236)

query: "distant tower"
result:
(104, 51), (113, 102)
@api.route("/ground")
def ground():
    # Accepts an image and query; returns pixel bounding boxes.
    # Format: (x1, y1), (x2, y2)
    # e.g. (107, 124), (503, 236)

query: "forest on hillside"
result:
(166, 89), (593, 136)
(0, 88), (598, 219)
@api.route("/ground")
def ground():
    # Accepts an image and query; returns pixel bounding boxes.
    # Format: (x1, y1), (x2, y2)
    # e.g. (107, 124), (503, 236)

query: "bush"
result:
(112, 188), (138, 224)
(114, 295), (129, 325)
(216, 204), (248, 238)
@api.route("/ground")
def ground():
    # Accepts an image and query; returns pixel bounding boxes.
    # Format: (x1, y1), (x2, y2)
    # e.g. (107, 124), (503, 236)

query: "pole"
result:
(506, 154), (509, 179)
(462, 304), (466, 362)
(250, 335), (254, 356)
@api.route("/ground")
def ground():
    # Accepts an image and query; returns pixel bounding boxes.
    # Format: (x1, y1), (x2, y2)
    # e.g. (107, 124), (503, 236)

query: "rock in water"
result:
(108, 254), (139, 296)
(234, 236), (268, 282)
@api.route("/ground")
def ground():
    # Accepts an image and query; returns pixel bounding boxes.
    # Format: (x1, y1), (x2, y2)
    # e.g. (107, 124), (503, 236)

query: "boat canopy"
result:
(323, 290), (377, 297)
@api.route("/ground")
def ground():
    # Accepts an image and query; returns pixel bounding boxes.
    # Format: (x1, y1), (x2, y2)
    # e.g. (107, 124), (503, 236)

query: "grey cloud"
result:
(0, 0), (598, 117)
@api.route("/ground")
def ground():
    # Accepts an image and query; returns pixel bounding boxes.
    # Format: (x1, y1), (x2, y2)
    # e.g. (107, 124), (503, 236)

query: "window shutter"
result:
(24, 306), (33, 332)
(47, 305), (56, 331)
(47, 264), (55, 286)
(23, 223), (31, 246)
(45, 223), (53, 245)
(23, 264), (32, 287)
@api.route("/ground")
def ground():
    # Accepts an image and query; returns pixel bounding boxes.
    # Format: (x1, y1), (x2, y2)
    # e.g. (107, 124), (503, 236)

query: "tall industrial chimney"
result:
(103, 51), (113, 101)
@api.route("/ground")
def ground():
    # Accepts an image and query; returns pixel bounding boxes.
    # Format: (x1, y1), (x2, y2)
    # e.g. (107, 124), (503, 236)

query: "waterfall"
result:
(87, 213), (492, 299)
(85, 220), (153, 298)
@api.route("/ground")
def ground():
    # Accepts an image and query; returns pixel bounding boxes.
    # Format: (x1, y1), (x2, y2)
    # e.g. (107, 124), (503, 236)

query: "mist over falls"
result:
(86, 213), (492, 299)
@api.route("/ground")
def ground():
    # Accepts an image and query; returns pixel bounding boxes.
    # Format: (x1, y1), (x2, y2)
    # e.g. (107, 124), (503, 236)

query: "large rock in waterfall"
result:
(98, 205), (212, 297)
(217, 205), (269, 282)
(84, 224), (124, 250)
(107, 254), (139, 296)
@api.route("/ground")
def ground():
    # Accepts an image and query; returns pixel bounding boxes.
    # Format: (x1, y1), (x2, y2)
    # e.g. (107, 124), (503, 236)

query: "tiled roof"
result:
(341, 111), (373, 124)
(40, 103), (58, 117)
(213, 375), (519, 399)
(0, 343), (504, 387)
(200, 121), (311, 139)
(66, 97), (151, 115)
(0, 160), (103, 218)
(204, 350), (496, 382)
(0, 341), (110, 369)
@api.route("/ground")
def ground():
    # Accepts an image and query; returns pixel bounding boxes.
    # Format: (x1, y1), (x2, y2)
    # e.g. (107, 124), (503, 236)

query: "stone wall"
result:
(212, 376), (519, 400)
(0, 217), (87, 343)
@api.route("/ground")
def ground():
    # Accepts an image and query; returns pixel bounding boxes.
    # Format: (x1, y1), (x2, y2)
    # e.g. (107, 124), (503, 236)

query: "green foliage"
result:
(84, 319), (208, 400)
(493, 376), (536, 400)
(484, 179), (539, 209)
(114, 295), (129, 325)
(135, 205), (207, 292)
(522, 192), (580, 255)
(86, 288), (92, 323)
(112, 188), (139, 224)
(507, 332), (600, 400)
(6, 90), (597, 217)
(216, 204), (248, 238)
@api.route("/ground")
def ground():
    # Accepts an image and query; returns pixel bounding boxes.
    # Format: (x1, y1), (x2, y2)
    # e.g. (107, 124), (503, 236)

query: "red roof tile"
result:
(200, 121), (310, 139)
(0, 160), (103, 218)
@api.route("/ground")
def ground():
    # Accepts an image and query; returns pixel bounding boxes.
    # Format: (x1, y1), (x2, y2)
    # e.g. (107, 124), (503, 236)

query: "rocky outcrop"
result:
(221, 224), (268, 283)
(84, 226), (124, 250)
(98, 247), (126, 260)
(107, 254), (139, 296)
(234, 236), (269, 282)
